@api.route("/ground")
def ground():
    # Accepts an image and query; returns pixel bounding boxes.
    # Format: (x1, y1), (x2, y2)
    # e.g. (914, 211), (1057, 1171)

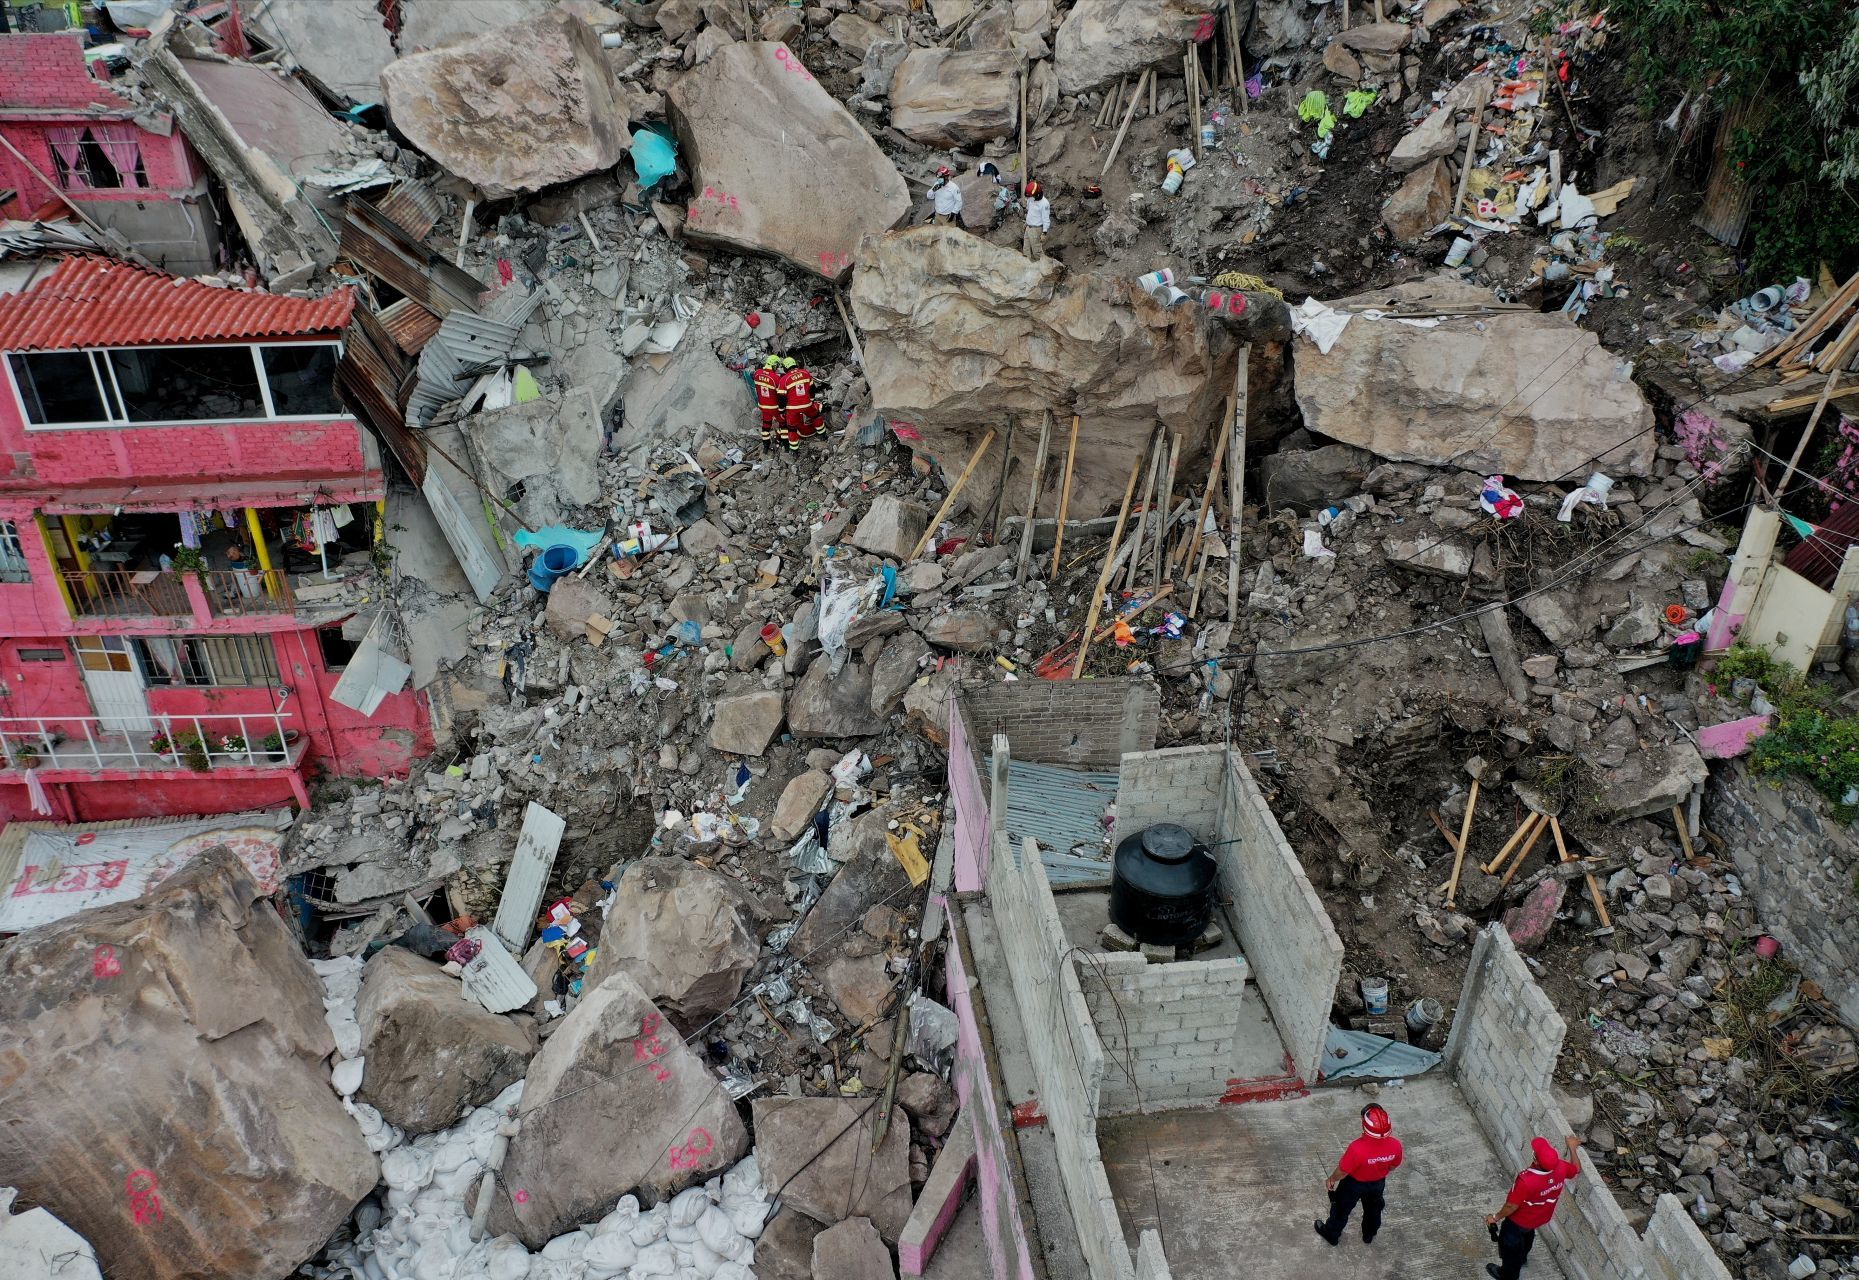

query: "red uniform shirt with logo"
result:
(1507, 1157), (1579, 1229)
(1338, 1134), (1404, 1183)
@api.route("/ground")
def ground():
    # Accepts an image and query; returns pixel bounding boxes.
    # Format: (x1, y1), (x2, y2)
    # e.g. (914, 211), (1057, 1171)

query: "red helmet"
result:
(1362, 1104), (1392, 1137)
(936, 165), (953, 178)
(1025, 180), (1043, 198)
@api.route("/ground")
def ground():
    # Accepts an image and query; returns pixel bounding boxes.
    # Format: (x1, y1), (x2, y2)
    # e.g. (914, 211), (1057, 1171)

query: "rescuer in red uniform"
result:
(781, 357), (820, 450)
(1486, 1134), (1582, 1279)
(752, 355), (784, 447)
(1314, 1103), (1404, 1247)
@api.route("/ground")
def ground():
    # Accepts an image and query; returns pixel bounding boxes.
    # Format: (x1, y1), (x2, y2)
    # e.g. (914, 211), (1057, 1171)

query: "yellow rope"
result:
(1211, 271), (1284, 300)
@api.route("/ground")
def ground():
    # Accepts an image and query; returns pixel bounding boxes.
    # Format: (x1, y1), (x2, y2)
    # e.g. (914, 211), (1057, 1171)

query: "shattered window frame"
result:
(5, 341), (348, 430)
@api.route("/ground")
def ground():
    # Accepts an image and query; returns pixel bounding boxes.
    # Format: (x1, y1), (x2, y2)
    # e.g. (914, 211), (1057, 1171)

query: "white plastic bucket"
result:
(1361, 977), (1389, 1016)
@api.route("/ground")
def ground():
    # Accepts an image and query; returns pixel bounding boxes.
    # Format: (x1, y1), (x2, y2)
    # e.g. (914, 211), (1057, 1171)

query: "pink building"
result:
(0, 254), (431, 823)
(0, 33), (220, 274)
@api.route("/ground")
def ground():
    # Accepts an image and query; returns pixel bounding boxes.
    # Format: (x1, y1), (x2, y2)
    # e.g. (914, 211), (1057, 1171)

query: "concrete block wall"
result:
(1446, 926), (1732, 1280)
(1214, 751), (1344, 1086)
(1078, 950), (1251, 1114)
(986, 829), (1171, 1280)
(1113, 744), (1225, 839)
(1710, 759), (1859, 1031)
(949, 696), (992, 893)
(959, 679), (1160, 769)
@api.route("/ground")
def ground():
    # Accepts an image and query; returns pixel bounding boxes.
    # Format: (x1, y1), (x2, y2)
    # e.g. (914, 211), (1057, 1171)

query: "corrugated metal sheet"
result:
(492, 803), (565, 953)
(1782, 501), (1859, 590)
(460, 926), (538, 1013)
(372, 180), (446, 241)
(336, 305), (426, 483)
(1693, 99), (1763, 248)
(0, 255), (353, 351)
(405, 309), (528, 427)
(339, 199), (485, 319)
(989, 757), (1118, 885)
(379, 298), (441, 356)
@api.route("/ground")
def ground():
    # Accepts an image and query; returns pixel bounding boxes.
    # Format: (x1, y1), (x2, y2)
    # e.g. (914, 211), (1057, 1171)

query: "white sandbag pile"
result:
(305, 956), (773, 1280)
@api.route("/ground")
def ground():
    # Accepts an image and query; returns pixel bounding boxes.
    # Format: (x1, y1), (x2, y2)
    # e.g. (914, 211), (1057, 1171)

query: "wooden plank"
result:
(1103, 69), (1150, 176)
(1016, 410), (1054, 585)
(1496, 813), (1550, 890)
(908, 429), (997, 561)
(1482, 811), (1543, 876)
(1071, 451), (1146, 678)
(1445, 779), (1479, 908)
(1049, 414), (1081, 579)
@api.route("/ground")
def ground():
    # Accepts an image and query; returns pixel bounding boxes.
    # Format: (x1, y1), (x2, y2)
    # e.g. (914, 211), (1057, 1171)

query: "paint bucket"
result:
(1361, 976), (1389, 1016)
(1404, 997), (1442, 1036)
(760, 623), (788, 657)
(1444, 236), (1474, 268)
(1161, 167), (1185, 195)
(527, 544), (578, 592)
(1201, 123), (1216, 149)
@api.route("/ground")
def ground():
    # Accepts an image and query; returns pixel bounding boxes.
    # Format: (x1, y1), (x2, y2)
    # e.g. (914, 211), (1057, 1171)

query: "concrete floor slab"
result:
(921, 1189), (993, 1280)
(1098, 1078), (1567, 1280)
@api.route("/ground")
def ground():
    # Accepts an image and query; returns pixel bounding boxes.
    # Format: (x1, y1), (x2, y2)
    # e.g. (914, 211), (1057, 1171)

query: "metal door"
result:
(74, 636), (152, 732)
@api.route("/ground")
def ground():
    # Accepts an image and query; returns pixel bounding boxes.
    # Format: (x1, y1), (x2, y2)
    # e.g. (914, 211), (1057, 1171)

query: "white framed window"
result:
(5, 341), (346, 431)
(0, 520), (29, 583)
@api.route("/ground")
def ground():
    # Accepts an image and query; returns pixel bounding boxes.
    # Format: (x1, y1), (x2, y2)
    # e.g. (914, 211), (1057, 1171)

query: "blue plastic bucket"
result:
(528, 544), (579, 592)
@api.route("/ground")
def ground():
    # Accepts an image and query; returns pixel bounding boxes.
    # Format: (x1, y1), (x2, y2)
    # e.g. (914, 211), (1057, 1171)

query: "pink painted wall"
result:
(949, 699), (990, 893)
(0, 773), (301, 824)
(1705, 576), (1744, 653)
(272, 626), (433, 778)
(943, 919), (1038, 1280)
(0, 35), (200, 216)
(0, 410), (373, 491)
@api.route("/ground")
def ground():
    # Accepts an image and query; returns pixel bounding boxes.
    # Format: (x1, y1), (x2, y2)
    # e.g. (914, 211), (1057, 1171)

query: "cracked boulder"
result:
(1053, 0), (1217, 94)
(354, 947), (536, 1135)
(890, 49), (1021, 146)
(0, 849), (376, 1280)
(751, 1097), (913, 1240)
(583, 858), (765, 1024)
(667, 42), (911, 279)
(483, 970), (748, 1244)
(381, 10), (629, 199)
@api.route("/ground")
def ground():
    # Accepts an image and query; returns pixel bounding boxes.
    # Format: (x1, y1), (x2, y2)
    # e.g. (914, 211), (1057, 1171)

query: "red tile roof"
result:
(0, 256), (355, 351)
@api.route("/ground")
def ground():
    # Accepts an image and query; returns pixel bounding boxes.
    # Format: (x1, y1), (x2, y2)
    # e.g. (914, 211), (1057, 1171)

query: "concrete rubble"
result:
(8, 0), (1859, 1275)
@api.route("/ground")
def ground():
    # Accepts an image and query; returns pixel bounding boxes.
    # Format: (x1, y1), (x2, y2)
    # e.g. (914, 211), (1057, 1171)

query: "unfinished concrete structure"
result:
(927, 684), (1731, 1280)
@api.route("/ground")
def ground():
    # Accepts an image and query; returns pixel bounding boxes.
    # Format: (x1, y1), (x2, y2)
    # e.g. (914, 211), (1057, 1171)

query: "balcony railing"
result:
(60, 567), (294, 620)
(0, 712), (303, 774)
(202, 568), (294, 618)
(61, 568), (191, 617)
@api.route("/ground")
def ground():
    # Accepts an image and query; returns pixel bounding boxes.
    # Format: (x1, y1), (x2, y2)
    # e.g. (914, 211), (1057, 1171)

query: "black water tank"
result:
(1108, 823), (1218, 946)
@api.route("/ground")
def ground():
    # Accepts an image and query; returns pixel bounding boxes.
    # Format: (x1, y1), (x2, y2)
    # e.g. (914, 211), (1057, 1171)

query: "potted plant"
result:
(169, 546), (207, 574)
(260, 731), (291, 762)
(170, 730), (210, 772)
(220, 734), (248, 762)
(10, 743), (38, 770)
(149, 732), (175, 761)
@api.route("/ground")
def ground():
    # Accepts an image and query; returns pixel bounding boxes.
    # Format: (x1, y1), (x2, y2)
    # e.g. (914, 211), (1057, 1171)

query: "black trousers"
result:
(1496, 1219), (1536, 1278)
(1319, 1175), (1385, 1242)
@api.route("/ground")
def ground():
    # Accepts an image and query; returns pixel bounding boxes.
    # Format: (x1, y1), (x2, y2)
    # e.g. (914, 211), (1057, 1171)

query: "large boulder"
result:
(667, 42), (911, 279)
(1389, 106), (1459, 172)
(789, 658), (883, 738)
(353, 947), (536, 1135)
(793, 811), (914, 956)
(889, 49), (1021, 147)
(1053, 0), (1216, 94)
(852, 227), (1238, 519)
(0, 850), (376, 1280)
(584, 858), (764, 1024)
(849, 495), (930, 562)
(812, 1217), (896, 1279)
(1382, 157), (1456, 242)
(484, 971), (749, 1245)
(1293, 280), (1655, 480)
(1259, 444), (1374, 514)
(752, 1098), (913, 1240)
(381, 10), (628, 199)
(709, 688), (786, 755)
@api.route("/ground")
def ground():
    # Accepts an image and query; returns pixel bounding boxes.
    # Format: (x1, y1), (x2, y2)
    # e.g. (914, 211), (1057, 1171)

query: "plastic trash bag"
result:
(815, 566), (881, 674)
(630, 128), (678, 190)
(1556, 472), (1614, 522)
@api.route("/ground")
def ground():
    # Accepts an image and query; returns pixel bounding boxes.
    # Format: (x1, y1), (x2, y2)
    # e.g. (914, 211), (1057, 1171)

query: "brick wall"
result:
(959, 679), (1160, 769)
(1115, 745), (1342, 1086)
(7, 420), (371, 490)
(1446, 926), (1732, 1280)
(1709, 759), (1859, 1030)
(1078, 950), (1251, 1114)
(986, 827), (1171, 1280)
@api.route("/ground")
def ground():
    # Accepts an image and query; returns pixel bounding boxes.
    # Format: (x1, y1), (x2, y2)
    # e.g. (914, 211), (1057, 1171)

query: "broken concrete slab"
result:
(889, 49), (1022, 147)
(666, 42), (911, 280)
(870, 630), (930, 715)
(460, 388), (604, 526)
(0, 1187), (101, 1280)
(754, 1207), (823, 1280)
(616, 304), (757, 457)
(920, 609), (994, 651)
(709, 688), (786, 756)
(485, 970), (749, 1244)
(1260, 444), (1374, 513)
(381, 10), (629, 199)
(853, 227), (1242, 519)
(849, 495), (930, 561)
(543, 576), (606, 643)
(584, 858), (764, 1024)
(828, 12), (889, 56)
(0, 849), (375, 1280)
(771, 768), (834, 843)
(354, 946), (536, 1134)
(794, 822), (915, 955)
(789, 659), (884, 738)
(821, 952), (895, 1024)
(897, 1071), (959, 1138)
(751, 1097), (913, 1240)
(1385, 534), (1472, 579)
(246, 0), (391, 103)
(1597, 740), (1710, 821)
(1294, 281), (1655, 481)
(811, 1216), (896, 1280)
(1053, 0), (1216, 94)
(1389, 106), (1459, 172)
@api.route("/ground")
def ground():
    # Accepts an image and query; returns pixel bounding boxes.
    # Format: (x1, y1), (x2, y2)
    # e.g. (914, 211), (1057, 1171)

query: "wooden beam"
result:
(1071, 451), (1145, 678)
(1016, 410), (1054, 585)
(1445, 778), (1479, 908)
(908, 429), (996, 561)
(1552, 815), (1611, 928)
(1482, 811), (1544, 876)
(1049, 414), (1081, 579)
(1496, 813), (1550, 890)
(1154, 432), (1181, 589)
(1102, 69), (1151, 176)
(1776, 370), (1842, 495)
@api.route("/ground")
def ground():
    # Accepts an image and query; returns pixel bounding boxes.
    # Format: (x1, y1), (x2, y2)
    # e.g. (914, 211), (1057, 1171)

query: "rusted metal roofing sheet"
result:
(339, 199), (485, 319)
(0, 255), (353, 351)
(373, 180), (446, 242)
(378, 298), (441, 356)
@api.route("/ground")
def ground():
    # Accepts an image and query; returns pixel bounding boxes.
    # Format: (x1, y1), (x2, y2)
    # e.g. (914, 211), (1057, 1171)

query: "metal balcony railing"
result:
(60, 568), (191, 617)
(201, 568), (294, 617)
(0, 712), (303, 773)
